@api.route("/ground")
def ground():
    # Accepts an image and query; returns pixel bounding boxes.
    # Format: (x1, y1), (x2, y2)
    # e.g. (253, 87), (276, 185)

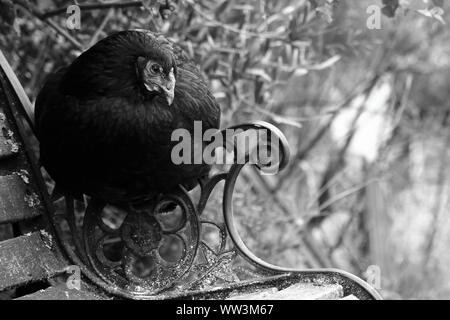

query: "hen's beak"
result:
(160, 68), (176, 106)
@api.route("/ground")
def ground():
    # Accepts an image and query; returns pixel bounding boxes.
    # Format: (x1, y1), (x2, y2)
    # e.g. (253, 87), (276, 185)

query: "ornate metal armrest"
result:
(45, 121), (381, 300)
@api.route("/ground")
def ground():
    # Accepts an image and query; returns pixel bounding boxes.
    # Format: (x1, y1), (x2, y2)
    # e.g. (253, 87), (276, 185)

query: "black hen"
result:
(35, 30), (220, 205)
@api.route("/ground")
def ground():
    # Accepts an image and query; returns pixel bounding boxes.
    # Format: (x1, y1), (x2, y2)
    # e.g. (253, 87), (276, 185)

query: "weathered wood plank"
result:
(0, 112), (19, 160)
(0, 231), (67, 291)
(228, 283), (344, 300)
(268, 283), (343, 300)
(16, 284), (105, 300)
(227, 287), (279, 300)
(0, 174), (42, 224)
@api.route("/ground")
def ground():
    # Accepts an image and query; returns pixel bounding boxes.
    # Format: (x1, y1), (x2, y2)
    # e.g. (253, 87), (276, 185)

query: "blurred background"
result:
(1, 0), (449, 299)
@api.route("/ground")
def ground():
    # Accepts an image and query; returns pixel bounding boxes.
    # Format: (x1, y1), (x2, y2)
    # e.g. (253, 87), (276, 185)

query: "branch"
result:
(13, 0), (43, 19)
(46, 19), (85, 50)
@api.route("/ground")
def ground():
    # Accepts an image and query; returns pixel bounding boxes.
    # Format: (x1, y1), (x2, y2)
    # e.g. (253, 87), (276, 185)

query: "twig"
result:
(185, 0), (289, 42)
(14, 0), (84, 50)
(423, 132), (450, 266)
(88, 8), (115, 47)
(46, 19), (85, 50)
(14, 0), (43, 19)
(306, 166), (347, 210)
(316, 178), (381, 213)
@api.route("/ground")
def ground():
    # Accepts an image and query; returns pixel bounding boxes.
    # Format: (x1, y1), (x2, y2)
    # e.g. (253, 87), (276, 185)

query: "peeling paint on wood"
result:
(0, 174), (41, 224)
(0, 231), (67, 291)
(0, 112), (19, 160)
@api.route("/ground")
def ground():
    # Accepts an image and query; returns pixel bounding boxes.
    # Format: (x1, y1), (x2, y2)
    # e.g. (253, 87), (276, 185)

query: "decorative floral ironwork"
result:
(47, 121), (382, 300)
(80, 188), (200, 294)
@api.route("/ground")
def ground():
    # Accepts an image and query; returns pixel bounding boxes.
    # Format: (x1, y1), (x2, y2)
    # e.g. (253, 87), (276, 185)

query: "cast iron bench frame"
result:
(0, 49), (381, 300)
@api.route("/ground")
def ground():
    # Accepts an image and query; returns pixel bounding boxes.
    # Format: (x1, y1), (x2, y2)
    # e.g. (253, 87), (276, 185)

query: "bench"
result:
(0, 49), (381, 300)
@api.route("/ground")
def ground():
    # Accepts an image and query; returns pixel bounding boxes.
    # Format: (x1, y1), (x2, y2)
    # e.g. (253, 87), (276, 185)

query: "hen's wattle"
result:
(35, 30), (220, 205)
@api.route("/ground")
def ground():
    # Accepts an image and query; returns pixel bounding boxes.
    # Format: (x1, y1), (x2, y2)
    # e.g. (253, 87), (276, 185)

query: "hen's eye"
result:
(150, 64), (161, 74)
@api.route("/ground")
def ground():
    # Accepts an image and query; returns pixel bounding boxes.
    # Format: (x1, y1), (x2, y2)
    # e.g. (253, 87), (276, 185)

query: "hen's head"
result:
(136, 56), (176, 106)
(60, 30), (178, 105)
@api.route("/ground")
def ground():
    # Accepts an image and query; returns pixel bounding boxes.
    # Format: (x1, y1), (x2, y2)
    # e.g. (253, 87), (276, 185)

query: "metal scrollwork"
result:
(80, 188), (200, 294)
(48, 121), (382, 300)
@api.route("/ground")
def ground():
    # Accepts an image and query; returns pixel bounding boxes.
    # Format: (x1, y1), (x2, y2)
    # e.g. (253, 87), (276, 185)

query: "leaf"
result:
(308, 55), (341, 71)
(246, 68), (272, 82)
(416, 7), (446, 24)
(230, 4), (255, 11)
(293, 68), (308, 77)
(399, 0), (428, 11)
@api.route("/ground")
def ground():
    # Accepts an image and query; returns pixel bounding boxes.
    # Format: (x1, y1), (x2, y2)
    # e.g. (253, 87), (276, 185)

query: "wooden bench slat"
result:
(227, 287), (279, 300)
(228, 283), (344, 300)
(270, 283), (343, 300)
(0, 113), (19, 160)
(16, 284), (105, 300)
(0, 174), (42, 224)
(0, 231), (67, 291)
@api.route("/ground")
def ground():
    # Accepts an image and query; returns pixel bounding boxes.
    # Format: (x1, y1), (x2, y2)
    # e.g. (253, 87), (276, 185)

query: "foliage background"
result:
(1, 0), (450, 299)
